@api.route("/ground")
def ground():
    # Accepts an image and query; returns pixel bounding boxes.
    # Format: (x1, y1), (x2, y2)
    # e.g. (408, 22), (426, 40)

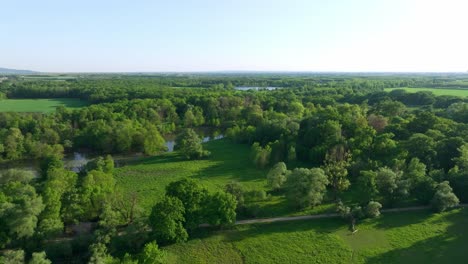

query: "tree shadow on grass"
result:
(366, 208), (468, 264)
(220, 217), (346, 244)
(372, 209), (433, 230)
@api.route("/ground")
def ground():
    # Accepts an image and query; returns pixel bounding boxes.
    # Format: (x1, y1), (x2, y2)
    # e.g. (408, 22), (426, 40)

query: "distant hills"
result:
(0, 67), (38, 74)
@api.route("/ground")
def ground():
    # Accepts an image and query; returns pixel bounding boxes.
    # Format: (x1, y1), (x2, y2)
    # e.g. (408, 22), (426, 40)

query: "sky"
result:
(1, 0), (468, 72)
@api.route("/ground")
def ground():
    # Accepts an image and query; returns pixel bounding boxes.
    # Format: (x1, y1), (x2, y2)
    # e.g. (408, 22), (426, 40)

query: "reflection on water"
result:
(235, 86), (278, 91)
(1, 128), (225, 176)
(165, 133), (224, 152)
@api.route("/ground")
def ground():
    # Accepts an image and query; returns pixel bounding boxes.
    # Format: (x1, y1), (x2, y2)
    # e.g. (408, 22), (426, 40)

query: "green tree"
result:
(0, 170), (44, 248)
(174, 129), (210, 159)
(29, 252), (52, 264)
(139, 241), (167, 264)
(356, 170), (379, 204)
(431, 181), (459, 212)
(284, 168), (328, 209)
(266, 162), (289, 191)
(224, 182), (245, 209)
(204, 192), (237, 227)
(0, 249), (24, 264)
(322, 146), (351, 200)
(149, 196), (188, 243)
(375, 167), (410, 206)
(251, 142), (272, 169)
(365, 201), (382, 218)
(165, 178), (207, 230)
(81, 170), (115, 219)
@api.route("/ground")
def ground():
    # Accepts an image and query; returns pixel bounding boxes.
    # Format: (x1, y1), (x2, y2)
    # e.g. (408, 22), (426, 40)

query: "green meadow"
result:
(165, 208), (468, 264)
(384, 87), (468, 97)
(0, 98), (88, 113)
(115, 139), (336, 218)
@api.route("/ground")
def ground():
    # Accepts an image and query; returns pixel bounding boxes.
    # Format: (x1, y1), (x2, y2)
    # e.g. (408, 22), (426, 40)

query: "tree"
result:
(431, 181), (459, 212)
(251, 142), (271, 169)
(284, 168), (328, 209)
(322, 146), (351, 200)
(375, 167), (410, 206)
(39, 168), (78, 237)
(138, 241), (167, 264)
(365, 201), (382, 218)
(337, 201), (363, 232)
(88, 243), (117, 264)
(0, 249), (24, 264)
(356, 170), (378, 204)
(266, 162), (289, 191)
(224, 182), (245, 209)
(149, 196), (187, 243)
(454, 143), (468, 169)
(204, 192), (237, 227)
(0, 170), (44, 248)
(29, 252), (52, 264)
(142, 124), (166, 155)
(81, 170), (116, 219)
(174, 128), (210, 159)
(404, 158), (436, 204)
(165, 178), (207, 230)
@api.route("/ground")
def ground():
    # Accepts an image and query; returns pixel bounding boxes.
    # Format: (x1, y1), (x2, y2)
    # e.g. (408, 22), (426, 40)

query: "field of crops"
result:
(164, 208), (468, 264)
(385, 87), (468, 97)
(0, 98), (88, 113)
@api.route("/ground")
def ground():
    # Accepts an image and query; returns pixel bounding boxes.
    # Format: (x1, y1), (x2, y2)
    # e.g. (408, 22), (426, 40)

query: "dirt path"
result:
(233, 204), (468, 225)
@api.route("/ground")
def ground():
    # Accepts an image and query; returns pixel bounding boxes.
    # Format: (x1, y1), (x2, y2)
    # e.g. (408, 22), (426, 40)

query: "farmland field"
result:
(164, 208), (468, 264)
(385, 87), (468, 97)
(0, 98), (88, 113)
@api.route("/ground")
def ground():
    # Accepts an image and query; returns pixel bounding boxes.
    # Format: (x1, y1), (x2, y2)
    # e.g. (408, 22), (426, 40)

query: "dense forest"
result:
(0, 74), (467, 263)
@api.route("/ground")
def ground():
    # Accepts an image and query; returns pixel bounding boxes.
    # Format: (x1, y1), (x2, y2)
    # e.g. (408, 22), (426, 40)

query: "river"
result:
(0, 128), (224, 176)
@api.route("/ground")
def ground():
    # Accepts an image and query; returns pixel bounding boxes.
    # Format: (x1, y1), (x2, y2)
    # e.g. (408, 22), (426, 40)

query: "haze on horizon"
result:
(2, 0), (468, 73)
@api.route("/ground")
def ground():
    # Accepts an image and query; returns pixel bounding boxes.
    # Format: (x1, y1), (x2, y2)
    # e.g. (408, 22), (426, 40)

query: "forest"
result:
(0, 73), (467, 263)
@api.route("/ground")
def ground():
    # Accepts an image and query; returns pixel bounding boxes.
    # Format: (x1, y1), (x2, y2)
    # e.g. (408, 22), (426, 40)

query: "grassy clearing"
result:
(165, 208), (468, 264)
(115, 139), (336, 217)
(0, 98), (88, 113)
(384, 87), (468, 97)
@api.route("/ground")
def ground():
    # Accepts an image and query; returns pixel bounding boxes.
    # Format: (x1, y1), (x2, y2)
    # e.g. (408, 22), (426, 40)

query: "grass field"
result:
(115, 139), (336, 218)
(164, 208), (468, 263)
(384, 87), (468, 97)
(0, 98), (88, 113)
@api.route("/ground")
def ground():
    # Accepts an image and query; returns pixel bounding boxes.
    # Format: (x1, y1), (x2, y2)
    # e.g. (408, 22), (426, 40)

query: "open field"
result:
(385, 87), (468, 97)
(0, 98), (88, 113)
(164, 208), (468, 264)
(115, 139), (336, 218)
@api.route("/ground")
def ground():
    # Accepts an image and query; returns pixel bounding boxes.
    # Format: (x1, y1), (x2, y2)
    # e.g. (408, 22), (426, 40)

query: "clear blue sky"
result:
(2, 0), (467, 72)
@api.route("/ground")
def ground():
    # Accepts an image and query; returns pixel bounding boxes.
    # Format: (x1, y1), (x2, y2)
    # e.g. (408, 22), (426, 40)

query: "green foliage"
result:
(0, 249), (24, 264)
(204, 192), (237, 227)
(250, 142), (271, 169)
(322, 146), (351, 199)
(224, 182), (245, 208)
(356, 170), (378, 203)
(165, 178), (207, 230)
(149, 196), (188, 243)
(431, 181), (459, 212)
(365, 201), (382, 218)
(284, 168), (328, 209)
(375, 167), (410, 206)
(266, 162), (289, 191)
(81, 170), (116, 219)
(174, 128), (210, 159)
(0, 170), (44, 248)
(29, 252), (52, 264)
(139, 241), (167, 264)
